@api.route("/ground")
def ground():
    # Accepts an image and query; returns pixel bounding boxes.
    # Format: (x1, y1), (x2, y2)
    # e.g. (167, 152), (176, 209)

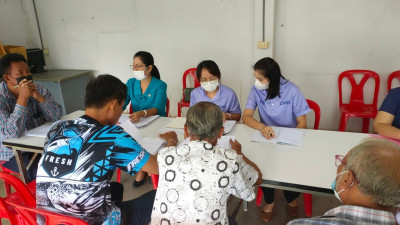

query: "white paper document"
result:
(223, 120), (236, 134)
(251, 127), (304, 146)
(165, 117), (186, 129)
(178, 136), (236, 150)
(118, 114), (130, 123)
(119, 114), (159, 128)
(25, 122), (54, 137)
(119, 120), (166, 155)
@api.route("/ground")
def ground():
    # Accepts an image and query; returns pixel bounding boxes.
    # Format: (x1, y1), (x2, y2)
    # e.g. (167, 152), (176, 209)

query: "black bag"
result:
(183, 88), (194, 102)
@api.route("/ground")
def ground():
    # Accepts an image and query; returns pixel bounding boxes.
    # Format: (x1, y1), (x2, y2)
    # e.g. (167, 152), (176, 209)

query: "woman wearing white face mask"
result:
(124, 51), (167, 188)
(189, 60), (241, 121)
(243, 57), (310, 222)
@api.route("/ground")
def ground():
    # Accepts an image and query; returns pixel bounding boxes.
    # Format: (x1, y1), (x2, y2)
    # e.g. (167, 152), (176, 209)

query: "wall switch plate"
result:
(43, 49), (49, 55)
(257, 42), (269, 49)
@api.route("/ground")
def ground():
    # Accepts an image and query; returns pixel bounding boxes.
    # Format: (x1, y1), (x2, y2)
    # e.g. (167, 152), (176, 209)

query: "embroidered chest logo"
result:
(280, 101), (291, 105)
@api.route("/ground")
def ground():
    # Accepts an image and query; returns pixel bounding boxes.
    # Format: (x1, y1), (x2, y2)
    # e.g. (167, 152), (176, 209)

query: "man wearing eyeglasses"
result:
(288, 138), (400, 225)
(0, 53), (62, 181)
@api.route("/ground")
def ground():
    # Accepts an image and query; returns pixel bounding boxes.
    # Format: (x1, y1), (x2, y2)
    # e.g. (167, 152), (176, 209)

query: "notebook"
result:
(252, 127), (304, 146)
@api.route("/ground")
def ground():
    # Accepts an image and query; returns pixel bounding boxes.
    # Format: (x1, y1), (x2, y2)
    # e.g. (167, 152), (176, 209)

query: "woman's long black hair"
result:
(134, 51), (161, 80)
(253, 57), (286, 100)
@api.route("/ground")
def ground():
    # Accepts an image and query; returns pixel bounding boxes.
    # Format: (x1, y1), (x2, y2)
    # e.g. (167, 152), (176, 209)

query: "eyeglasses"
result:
(200, 76), (218, 83)
(335, 155), (345, 167)
(130, 64), (146, 70)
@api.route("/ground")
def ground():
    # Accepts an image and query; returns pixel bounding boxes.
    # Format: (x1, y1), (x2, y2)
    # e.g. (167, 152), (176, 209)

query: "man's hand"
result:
(30, 83), (45, 103)
(159, 131), (178, 146)
(229, 139), (242, 155)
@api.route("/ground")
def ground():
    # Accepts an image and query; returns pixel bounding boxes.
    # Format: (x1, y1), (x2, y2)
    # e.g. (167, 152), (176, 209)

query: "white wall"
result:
(2, 0), (400, 131)
(275, 0), (400, 131)
(0, 0), (41, 48)
(31, 0), (275, 118)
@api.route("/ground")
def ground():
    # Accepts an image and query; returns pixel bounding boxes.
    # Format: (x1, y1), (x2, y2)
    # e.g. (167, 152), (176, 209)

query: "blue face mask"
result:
(331, 170), (349, 203)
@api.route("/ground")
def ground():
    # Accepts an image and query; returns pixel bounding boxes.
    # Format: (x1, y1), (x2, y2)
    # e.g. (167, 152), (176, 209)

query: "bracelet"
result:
(168, 139), (177, 145)
(227, 113), (231, 120)
(143, 109), (147, 117)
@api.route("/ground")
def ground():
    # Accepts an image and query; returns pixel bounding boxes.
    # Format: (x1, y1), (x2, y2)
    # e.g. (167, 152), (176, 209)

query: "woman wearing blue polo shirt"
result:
(190, 60), (241, 121)
(124, 51), (167, 187)
(243, 57), (310, 222)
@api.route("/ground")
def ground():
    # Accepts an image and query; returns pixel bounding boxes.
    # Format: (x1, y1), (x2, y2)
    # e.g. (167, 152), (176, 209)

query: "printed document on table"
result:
(223, 120), (236, 134)
(251, 127), (304, 146)
(166, 117), (186, 129)
(119, 114), (159, 127)
(25, 122), (54, 137)
(119, 120), (165, 155)
(178, 136), (236, 150)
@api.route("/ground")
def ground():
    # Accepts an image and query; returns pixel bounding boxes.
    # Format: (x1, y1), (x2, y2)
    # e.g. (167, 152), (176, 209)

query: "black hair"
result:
(85, 74), (127, 109)
(134, 51), (161, 80)
(253, 57), (286, 100)
(0, 53), (27, 76)
(196, 60), (221, 81)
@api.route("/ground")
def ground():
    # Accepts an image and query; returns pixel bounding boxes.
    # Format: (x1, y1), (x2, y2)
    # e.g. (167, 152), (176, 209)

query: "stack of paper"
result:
(118, 114), (159, 128)
(251, 127), (304, 146)
(25, 122), (54, 137)
(119, 120), (166, 155)
(223, 120), (236, 134)
(165, 117), (187, 129)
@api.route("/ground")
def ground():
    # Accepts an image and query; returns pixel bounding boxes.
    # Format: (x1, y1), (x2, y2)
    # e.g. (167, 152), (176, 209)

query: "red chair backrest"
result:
(129, 97), (170, 116)
(306, 99), (321, 130)
(388, 70), (400, 92)
(182, 68), (200, 90)
(338, 70), (380, 107)
(0, 172), (36, 207)
(7, 200), (89, 225)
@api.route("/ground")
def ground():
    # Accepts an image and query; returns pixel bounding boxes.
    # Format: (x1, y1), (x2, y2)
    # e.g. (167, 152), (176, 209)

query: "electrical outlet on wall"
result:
(257, 42), (269, 49)
(43, 49), (49, 55)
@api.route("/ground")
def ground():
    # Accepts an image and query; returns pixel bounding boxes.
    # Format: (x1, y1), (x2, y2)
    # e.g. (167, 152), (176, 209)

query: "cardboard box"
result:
(3, 45), (27, 59)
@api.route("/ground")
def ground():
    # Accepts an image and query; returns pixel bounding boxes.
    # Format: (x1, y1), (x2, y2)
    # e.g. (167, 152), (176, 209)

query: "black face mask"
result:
(16, 75), (33, 84)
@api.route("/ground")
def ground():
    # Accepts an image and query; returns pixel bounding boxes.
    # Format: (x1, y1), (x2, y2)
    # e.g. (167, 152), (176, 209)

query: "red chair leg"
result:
(362, 118), (370, 133)
(0, 164), (18, 195)
(256, 186), (263, 206)
(178, 102), (182, 117)
(304, 193), (312, 217)
(151, 174), (159, 190)
(116, 169), (121, 183)
(339, 114), (347, 131)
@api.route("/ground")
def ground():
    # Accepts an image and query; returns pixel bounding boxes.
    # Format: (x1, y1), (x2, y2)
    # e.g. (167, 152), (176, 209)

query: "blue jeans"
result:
(116, 189), (156, 225)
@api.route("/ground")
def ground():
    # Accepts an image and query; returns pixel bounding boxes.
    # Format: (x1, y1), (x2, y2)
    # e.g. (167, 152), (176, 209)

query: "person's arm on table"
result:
(230, 139), (262, 185)
(129, 108), (158, 122)
(373, 111), (400, 139)
(34, 83), (62, 121)
(295, 115), (307, 129)
(224, 112), (241, 122)
(0, 80), (32, 139)
(243, 108), (275, 140)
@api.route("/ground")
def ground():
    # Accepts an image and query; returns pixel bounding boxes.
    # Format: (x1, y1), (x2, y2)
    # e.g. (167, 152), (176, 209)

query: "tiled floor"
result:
(1, 171), (341, 225)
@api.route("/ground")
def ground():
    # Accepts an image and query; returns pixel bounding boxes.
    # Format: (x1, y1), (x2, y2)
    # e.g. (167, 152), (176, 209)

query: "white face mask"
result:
(201, 80), (219, 92)
(133, 67), (148, 80)
(255, 79), (269, 90)
(331, 170), (352, 203)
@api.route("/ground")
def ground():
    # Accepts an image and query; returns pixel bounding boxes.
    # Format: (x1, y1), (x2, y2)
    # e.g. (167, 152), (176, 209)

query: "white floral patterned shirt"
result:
(151, 140), (259, 225)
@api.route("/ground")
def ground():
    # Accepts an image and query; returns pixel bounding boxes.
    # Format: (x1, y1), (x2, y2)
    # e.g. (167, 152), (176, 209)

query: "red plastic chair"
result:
(177, 68), (200, 117)
(7, 200), (89, 225)
(338, 70), (380, 133)
(255, 99), (321, 218)
(387, 71), (400, 92)
(0, 171), (36, 224)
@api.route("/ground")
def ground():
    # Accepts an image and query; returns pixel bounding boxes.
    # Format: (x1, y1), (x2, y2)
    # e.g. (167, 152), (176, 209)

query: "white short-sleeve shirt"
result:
(151, 141), (259, 225)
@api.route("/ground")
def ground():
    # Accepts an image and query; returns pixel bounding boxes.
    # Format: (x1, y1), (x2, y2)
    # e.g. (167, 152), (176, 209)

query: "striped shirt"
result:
(0, 81), (62, 160)
(287, 205), (396, 225)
